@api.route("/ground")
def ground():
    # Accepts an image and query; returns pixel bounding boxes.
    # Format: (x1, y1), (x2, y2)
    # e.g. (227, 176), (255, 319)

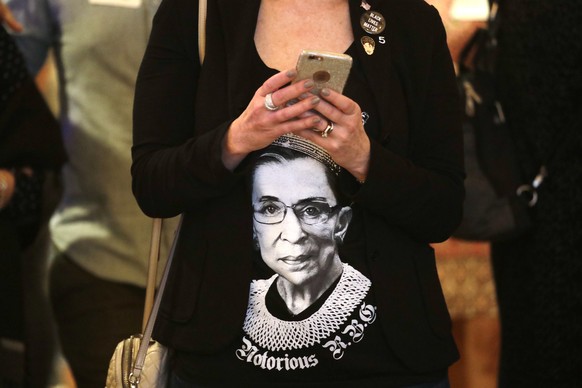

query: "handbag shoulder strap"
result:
(130, 215), (183, 386)
(198, 0), (207, 64)
(131, 1), (207, 384)
(142, 218), (163, 330)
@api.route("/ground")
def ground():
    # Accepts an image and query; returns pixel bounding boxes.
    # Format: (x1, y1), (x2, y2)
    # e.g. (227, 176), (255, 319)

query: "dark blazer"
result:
(1, 26), (66, 387)
(132, 0), (464, 373)
(0, 24), (66, 252)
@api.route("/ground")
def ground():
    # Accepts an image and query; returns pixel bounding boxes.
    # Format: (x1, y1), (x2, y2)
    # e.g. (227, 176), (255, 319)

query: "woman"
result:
(0, 24), (66, 387)
(490, 1), (582, 386)
(132, 0), (464, 386)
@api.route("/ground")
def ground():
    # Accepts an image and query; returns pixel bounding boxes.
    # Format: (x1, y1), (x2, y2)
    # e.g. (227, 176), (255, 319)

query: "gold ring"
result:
(321, 121), (334, 138)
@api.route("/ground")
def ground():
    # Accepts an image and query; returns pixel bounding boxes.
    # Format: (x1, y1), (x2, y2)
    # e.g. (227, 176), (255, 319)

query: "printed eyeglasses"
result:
(253, 199), (341, 225)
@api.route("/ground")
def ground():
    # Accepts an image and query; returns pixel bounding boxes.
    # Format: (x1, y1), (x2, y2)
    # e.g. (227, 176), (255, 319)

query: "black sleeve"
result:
(132, 0), (239, 218)
(354, 5), (465, 243)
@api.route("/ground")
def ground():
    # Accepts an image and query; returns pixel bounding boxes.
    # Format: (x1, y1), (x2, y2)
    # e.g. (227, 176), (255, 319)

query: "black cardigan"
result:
(0, 25), (66, 343)
(132, 0), (464, 373)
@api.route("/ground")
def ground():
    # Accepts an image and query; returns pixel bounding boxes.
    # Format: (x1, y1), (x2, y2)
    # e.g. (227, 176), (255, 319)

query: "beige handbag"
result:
(105, 0), (206, 385)
(105, 333), (169, 388)
(105, 217), (179, 388)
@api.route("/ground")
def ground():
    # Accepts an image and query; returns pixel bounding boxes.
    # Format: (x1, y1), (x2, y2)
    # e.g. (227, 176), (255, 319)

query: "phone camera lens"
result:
(313, 71), (331, 83)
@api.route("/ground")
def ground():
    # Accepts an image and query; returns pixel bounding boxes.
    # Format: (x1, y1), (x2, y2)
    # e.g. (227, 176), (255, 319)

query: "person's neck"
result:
(255, 0), (353, 71)
(276, 259), (343, 315)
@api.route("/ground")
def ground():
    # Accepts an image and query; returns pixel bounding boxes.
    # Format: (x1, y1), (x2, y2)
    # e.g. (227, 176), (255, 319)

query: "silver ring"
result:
(264, 93), (279, 111)
(321, 121), (334, 138)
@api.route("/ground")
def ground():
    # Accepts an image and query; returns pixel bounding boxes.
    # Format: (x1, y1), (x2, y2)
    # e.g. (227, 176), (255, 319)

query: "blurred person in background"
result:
(425, 1), (501, 387)
(490, 1), (582, 387)
(3, 0), (178, 386)
(1, 23), (66, 387)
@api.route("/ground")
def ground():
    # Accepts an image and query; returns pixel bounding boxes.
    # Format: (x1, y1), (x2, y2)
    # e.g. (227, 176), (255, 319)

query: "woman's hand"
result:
(222, 69), (325, 171)
(0, 169), (16, 210)
(0, 1), (23, 32)
(296, 88), (371, 183)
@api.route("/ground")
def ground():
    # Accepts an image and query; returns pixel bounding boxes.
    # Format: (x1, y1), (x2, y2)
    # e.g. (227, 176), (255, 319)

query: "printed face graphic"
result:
(252, 157), (349, 288)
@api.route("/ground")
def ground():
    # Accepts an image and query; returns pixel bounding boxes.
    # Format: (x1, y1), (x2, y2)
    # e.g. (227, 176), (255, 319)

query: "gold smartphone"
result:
(294, 50), (353, 94)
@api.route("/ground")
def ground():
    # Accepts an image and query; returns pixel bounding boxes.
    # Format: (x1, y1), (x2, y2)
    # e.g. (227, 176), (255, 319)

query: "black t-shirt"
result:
(174, 263), (443, 387)
(172, 43), (446, 387)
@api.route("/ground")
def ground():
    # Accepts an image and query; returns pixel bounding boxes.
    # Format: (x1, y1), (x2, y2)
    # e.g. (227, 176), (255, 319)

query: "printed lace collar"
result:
(243, 263), (371, 351)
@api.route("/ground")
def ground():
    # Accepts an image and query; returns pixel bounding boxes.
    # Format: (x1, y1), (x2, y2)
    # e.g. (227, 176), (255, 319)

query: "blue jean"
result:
(169, 372), (450, 388)
(170, 372), (207, 388)
(404, 378), (450, 388)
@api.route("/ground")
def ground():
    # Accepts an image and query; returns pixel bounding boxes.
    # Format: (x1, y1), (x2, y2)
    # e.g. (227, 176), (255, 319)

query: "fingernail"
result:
(312, 116), (322, 124)
(286, 70), (297, 78)
(320, 88), (331, 97)
(299, 93), (310, 100)
(311, 96), (320, 105)
(304, 80), (315, 88)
